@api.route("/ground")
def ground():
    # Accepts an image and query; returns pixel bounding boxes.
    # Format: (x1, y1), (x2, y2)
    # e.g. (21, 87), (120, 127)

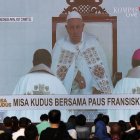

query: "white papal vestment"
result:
(51, 33), (113, 94)
(5, 64), (71, 122)
(51, 33), (113, 121)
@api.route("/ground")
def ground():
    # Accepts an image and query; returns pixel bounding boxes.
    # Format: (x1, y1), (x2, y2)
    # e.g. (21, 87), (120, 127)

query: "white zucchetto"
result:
(66, 11), (82, 20)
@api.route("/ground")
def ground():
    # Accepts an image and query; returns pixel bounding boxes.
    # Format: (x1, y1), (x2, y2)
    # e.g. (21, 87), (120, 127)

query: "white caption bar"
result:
(0, 94), (140, 110)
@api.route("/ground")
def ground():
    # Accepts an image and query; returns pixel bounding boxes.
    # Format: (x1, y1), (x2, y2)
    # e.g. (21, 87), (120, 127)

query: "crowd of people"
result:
(1, 109), (140, 140)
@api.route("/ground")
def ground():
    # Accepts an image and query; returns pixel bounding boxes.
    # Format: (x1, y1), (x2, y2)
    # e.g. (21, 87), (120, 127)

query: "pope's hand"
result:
(75, 71), (86, 89)
(92, 87), (103, 94)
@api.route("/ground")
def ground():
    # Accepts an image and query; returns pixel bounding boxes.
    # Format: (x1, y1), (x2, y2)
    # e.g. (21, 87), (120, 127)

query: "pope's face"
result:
(65, 18), (84, 44)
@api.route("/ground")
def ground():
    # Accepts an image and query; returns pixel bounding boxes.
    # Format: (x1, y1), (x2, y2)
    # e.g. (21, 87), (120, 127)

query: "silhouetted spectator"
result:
(125, 114), (136, 133)
(110, 123), (121, 140)
(12, 117), (30, 140)
(124, 112), (140, 140)
(0, 132), (12, 140)
(94, 114), (111, 140)
(3, 117), (12, 134)
(118, 120), (128, 139)
(11, 116), (19, 132)
(102, 115), (111, 135)
(25, 124), (38, 140)
(66, 115), (77, 139)
(16, 136), (26, 140)
(75, 114), (90, 140)
(40, 109), (72, 140)
(66, 115), (76, 130)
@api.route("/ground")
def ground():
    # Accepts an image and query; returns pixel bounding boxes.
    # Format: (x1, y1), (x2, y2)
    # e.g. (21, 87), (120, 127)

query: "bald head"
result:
(33, 49), (52, 67)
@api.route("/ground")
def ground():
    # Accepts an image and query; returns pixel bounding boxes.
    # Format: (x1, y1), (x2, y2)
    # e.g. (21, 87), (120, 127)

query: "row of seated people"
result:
(0, 109), (140, 140)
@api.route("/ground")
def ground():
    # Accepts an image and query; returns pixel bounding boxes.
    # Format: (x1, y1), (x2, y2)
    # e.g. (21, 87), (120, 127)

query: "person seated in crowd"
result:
(110, 123), (121, 140)
(11, 116), (19, 133)
(66, 115), (77, 140)
(66, 115), (77, 139)
(117, 120), (128, 139)
(12, 117), (30, 140)
(16, 136), (26, 140)
(108, 49), (140, 122)
(40, 109), (73, 140)
(66, 115), (76, 130)
(24, 124), (38, 140)
(2, 117), (12, 134)
(5, 49), (70, 122)
(91, 114), (110, 136)
(94, 114), (111, 140)
(102, 115), (111, 135)
(59, 121), (77, 140)
(36, 113), (50, 135)
(124, 112), (140, 140)
(75, 114), (90, 140)
(0, 132), (12, 140)
(125, 114), (136, 133)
